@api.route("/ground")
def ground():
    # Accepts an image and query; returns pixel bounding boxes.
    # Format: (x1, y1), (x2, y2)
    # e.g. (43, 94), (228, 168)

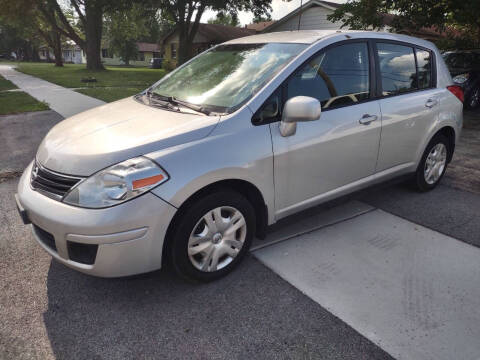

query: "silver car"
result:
(16, 30), (463, 281)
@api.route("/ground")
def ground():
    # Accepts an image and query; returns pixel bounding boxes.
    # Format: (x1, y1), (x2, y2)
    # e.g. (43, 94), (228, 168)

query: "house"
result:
(245, 21), (276, 32)
(263, 0), (451, 42)
(262, 0), (344, 32)
(100, 42), (161, 66)
(38, 42), (160, 66)
(161, 23), (255, 67)
(39, 43), (84, 64)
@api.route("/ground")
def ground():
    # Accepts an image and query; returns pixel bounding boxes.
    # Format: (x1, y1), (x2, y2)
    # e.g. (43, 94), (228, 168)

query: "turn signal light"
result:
(132, 174), (165, 189)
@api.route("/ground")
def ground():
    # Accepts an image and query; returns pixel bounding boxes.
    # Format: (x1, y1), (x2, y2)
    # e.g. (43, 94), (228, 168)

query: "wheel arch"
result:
(435, 126), (456, 163)
(162, 179), (269, 264)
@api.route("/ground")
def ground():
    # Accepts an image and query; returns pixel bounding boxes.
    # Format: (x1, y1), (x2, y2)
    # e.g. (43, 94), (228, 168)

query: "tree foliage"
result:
(253, 13), (272, 23)
(154, 0), (272, 65)
(105, 5), (149, 65)
(208, 12), (239, 27)
(328, 0), (480, 47)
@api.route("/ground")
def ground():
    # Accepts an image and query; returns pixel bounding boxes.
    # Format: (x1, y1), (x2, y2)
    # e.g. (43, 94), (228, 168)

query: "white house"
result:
(262, 0), (345, 32)
(262, 0), (448, 43)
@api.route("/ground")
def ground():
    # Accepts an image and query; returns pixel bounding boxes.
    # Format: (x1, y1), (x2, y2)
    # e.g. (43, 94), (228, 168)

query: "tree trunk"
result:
(84, 1), (104, 70)
(177, 26), (190, 65)
(52, 31), (63, 67)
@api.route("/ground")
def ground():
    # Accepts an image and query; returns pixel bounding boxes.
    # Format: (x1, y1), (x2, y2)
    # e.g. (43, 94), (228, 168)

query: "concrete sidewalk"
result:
(0, 65), (104, 118)
(255, 205), (480, 360)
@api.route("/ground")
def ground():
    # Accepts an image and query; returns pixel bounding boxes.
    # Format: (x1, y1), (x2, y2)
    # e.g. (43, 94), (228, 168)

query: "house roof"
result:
(263, 0), (341, 32)
(137, 42), (161, 52)
(245, 21), (276, 32)
(162, 23), (255, 45)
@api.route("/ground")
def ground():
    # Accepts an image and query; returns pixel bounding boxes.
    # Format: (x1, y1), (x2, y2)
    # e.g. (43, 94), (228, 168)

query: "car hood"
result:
(36, 97), (220, 176)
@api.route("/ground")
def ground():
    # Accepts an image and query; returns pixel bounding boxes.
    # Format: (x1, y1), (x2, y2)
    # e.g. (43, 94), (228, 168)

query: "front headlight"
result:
(63, 157), (169, 208)
(453, 73), (469, 84)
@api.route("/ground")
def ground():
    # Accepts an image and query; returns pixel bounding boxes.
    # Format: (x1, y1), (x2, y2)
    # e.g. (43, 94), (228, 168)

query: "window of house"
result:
(171, 43), (177, 59)
(416, 49), (432, 89)
(101, 49), (110, 58)
(377, 43), (417, 95)
(137, 52), (145, 61)
(286, 42), (370, 109)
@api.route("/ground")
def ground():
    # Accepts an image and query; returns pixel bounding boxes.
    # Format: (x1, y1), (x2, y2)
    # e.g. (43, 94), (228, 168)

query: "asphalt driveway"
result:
(1, 108), (479, 359)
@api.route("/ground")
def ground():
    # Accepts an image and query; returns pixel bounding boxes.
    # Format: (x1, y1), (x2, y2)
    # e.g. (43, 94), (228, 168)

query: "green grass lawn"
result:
(0, 75), (17, 91)
(16, 63), (166, 102)
(0, 91), (49, 115)
(76, 87), (145, 103)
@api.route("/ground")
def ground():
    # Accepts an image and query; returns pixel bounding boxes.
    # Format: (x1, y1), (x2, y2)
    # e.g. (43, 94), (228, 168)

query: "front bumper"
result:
(17, 162), (177, 277)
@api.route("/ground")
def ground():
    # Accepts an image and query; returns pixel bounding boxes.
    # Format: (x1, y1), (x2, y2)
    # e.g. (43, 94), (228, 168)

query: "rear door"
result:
(374, 41), (442, 171)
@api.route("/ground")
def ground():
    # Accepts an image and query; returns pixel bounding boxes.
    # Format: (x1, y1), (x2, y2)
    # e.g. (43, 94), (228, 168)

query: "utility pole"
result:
(297, 0), (303, 30)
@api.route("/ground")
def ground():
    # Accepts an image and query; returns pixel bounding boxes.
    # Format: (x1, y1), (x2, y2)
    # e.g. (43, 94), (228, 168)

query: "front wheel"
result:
(168, 190), (255, 282)
(412, 134), (449, 192)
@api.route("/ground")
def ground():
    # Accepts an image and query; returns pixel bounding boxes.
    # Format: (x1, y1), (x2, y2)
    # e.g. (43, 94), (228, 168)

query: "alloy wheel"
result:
(469, 88), (480, 108)
(424, 143), (447, 185)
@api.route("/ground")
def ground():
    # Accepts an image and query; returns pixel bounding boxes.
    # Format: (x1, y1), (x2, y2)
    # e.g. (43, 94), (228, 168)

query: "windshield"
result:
(150, 43), (308, 113)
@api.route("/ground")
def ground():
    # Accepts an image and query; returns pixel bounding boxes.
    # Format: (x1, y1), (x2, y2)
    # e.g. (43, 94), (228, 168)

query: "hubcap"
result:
(188, 206), (247, 272)
(424, 143), (447, 185)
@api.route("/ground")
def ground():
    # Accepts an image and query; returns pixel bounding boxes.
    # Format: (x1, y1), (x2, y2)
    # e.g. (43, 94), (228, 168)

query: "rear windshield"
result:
(151, 43), (308, 113)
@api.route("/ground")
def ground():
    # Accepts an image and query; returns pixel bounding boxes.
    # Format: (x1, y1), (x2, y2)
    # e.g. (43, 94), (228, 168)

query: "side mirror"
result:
(279, 96), (321, 137)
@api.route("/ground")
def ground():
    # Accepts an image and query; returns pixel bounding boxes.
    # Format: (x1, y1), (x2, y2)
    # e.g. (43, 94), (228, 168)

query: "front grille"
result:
(33, 225), (57, 252)
(31, 161), (83, 200)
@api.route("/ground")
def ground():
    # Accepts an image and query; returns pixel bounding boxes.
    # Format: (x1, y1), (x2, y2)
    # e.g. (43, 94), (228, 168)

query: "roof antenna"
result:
(297, 0), (303, 31)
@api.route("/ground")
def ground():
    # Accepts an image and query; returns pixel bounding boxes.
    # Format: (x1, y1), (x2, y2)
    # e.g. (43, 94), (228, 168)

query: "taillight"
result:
(447, 85), (464, 103)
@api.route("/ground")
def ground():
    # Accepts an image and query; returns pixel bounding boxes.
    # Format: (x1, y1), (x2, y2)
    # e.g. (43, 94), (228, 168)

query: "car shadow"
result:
(43, 254), (332, 360)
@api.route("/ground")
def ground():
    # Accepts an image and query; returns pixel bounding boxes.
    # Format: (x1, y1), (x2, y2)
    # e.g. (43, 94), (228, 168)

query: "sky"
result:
(201, 0), (347, 26)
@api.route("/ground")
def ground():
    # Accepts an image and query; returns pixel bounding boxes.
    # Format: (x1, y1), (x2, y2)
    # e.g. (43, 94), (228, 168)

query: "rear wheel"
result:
(412, 134), (449, 192)
(168, 190), (255, 282)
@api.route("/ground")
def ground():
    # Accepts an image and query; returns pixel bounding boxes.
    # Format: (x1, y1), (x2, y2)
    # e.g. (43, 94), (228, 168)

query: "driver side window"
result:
(287, 42), (370, 110)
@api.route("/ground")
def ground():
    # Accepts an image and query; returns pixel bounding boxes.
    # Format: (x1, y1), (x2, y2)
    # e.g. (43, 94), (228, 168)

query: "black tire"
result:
(168, 190), (256, 282)
(412, 134), (450, 192)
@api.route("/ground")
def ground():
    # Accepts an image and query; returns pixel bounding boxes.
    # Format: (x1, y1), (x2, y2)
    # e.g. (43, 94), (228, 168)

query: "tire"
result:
(412, 134), (450, 192)
(168, 190), (256, 282)
(466, 86), (480, 109)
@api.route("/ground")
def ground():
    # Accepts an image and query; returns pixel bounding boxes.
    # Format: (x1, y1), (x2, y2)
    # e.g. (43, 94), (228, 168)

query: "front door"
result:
(270, 41), (381, 218)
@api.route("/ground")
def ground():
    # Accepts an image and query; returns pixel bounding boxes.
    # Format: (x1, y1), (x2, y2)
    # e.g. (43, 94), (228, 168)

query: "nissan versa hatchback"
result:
(16, 30), (463, 282)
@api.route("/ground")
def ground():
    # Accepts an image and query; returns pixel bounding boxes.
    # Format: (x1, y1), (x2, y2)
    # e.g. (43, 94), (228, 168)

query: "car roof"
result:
(223, 30), (436, 49)
(223, 30), (344, 44)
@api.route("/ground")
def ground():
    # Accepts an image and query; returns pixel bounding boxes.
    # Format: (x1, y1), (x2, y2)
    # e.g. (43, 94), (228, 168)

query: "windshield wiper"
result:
(167, 96), (211, 116)
(146, 90), (210, 115)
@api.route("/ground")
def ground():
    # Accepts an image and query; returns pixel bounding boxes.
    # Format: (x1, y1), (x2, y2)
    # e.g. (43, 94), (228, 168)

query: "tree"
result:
(208, 12), (239, 27)
(155, 0), (272, 65)
(39, 0), (136, 70)
(0, 0), (63, 65)
(105, 5), (149, 66)
(252, 13), (272, 23)
(328, 0), (480, 47)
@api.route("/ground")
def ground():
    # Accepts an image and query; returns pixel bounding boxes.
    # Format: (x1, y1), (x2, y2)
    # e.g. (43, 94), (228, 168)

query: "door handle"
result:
(359, 114), (378, 125)
(425, 99), (438, 108)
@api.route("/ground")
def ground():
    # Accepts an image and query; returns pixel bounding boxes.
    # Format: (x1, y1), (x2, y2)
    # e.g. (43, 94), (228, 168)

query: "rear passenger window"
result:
(287, 42), (370, 109)
(377, 43), (417, 95)
(416, 49), (432, 89)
